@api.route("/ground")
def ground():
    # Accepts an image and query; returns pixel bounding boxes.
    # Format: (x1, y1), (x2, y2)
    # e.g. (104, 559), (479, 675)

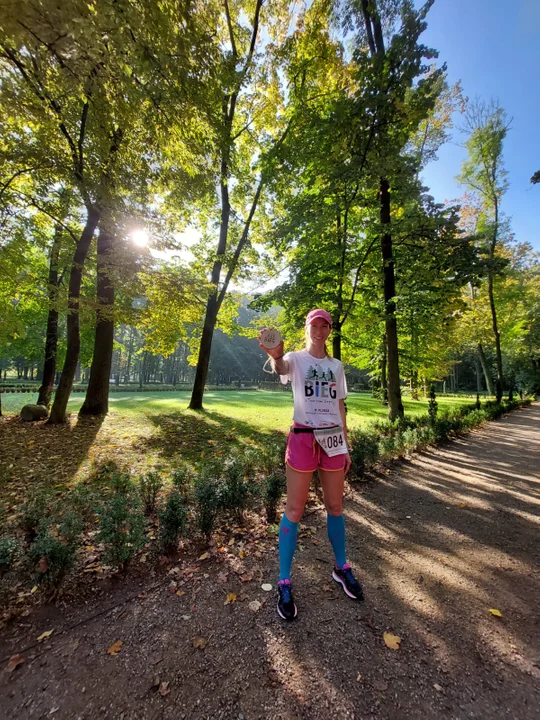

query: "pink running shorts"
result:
(285, 423), (346, 473)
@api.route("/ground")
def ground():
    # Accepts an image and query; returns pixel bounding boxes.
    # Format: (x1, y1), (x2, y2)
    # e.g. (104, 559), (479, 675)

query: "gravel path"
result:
(1, 403), (539, 719)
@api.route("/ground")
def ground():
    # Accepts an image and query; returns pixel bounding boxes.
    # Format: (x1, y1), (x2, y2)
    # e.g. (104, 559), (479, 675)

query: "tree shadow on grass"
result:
(0, 414), (105, 517)
(137, 408), (286, 467)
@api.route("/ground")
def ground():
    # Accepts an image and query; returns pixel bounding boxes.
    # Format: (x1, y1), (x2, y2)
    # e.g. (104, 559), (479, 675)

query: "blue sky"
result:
(419, 0), (540, 250)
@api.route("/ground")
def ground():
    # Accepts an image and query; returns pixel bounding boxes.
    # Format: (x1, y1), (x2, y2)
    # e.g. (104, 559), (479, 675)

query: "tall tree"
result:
(188, 0), (292, 410)
(457, 100), (510, 403)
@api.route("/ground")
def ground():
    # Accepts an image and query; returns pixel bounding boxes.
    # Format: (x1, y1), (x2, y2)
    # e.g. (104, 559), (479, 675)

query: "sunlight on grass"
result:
(1, 389), (475, 432)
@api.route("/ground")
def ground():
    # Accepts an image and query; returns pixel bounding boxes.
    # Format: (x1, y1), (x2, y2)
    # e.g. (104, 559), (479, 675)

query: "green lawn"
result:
(1, 389), (474, 431)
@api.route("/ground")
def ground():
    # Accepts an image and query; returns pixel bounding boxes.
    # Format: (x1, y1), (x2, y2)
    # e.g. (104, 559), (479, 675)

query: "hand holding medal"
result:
(258, 327), (284, 360)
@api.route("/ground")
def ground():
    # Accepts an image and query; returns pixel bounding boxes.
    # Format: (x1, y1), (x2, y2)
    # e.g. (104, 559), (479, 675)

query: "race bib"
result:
(313, 426), (348, 457)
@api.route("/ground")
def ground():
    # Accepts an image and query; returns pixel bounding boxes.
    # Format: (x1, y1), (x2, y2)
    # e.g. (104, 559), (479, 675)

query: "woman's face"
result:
(307, 318), (331, 345)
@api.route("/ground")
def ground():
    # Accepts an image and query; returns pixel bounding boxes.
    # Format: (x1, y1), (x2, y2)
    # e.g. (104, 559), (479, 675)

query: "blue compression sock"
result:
(327, 513), (347, 568)
(278, 513), (299, 581)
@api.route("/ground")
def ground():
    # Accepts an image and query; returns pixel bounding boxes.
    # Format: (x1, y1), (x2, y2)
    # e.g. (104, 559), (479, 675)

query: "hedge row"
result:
(348, 397), (533, 476)
(0, 444), (286, 591)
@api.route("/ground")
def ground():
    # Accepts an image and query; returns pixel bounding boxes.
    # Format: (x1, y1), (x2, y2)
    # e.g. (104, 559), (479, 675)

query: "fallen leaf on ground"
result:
(192, 637), (208, 649)
(198, 552), (209, 561)
(383, 632), (401, 650)
(216, 572), (228, 583)
(356, 674), (362, 682)
(30, 585), (38, 594)
(6, 654), (24, 673)
(489, 608), (502, 617)
(261, 583), (272, 592)
(37, 630), (54, 642)
(433, 683), (444, 692)
(159, 681), (170, 696)
(248, 600), (261, 612)
(37, 556), (48, 574)
(176, 590), (185, 597)
(240, 571), (254, 583)
(107, 640), (123, 655)
(225, 593), (237, 604)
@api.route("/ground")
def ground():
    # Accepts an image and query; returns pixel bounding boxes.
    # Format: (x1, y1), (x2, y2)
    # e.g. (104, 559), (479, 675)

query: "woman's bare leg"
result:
(284, 466), (313, 523)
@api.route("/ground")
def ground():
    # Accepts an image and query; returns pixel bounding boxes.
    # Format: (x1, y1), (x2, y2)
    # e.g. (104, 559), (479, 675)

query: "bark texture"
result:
(37, 222), (63, 407)
(48, 206), (100, 424)
(380, 178), (404, 421)
(79, 222), (115, 416)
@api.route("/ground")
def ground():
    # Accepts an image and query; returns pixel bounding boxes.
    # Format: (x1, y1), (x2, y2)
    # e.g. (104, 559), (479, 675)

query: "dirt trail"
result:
(1, 404), (539, 720)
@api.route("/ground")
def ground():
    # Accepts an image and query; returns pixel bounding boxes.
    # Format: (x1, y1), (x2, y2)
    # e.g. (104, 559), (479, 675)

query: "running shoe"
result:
(332, 563), (364, 600)
(277, 579), (297, 620)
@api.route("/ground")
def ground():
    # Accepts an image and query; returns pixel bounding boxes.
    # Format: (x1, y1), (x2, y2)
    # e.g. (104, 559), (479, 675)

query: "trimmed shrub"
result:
(221, 460), (254, 519)
(20, 490), (52, 541)
(348, 429), (380, 477)
(139, 471), (163, 515)
(348, 397), (530, 479)
(96, 484), (146, 570)
(159, 489), (187, 553)
(263, 471), (286, 524)
(28, 512), (83, 587)
(194, 473), (222, 539)
(171, 466), (196, 500)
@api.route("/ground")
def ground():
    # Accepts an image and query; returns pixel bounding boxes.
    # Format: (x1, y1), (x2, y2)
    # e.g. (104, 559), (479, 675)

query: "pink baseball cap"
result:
(305, 309), (332, 326)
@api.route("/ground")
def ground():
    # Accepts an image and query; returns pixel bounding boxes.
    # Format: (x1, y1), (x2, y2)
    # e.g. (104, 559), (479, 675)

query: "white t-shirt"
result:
(280, 350), (347, 428)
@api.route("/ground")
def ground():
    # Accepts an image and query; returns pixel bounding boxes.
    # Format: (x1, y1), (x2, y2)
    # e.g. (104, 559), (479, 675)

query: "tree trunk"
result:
(487, 274), (504, 403)
(332, 320), (342, 360)
(380, 334), (388, 405)
(189, 294), (219, 409)
(477, 343), (495, 397)
(474, 356), (482, 394)
(37, 221), (63, 407)
(380, 178), (404, 421)
(48, 205), (100, 423)
(80, 222), (115, 416)
(125, 326), (134, 382)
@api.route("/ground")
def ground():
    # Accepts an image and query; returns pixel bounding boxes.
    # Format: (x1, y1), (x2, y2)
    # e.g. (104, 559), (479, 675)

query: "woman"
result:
(259, 309), (364, 621)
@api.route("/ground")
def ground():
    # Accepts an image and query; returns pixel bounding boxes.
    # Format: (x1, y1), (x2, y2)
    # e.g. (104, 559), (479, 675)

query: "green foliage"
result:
(171, 466), (196, 500)
(159, 489), (188, 553)
(68, 484), (99, 522)
(348, 429), (380, 477)
(193, 472), (223, 539)
(220, 460), (254, 518)
(0, 536), (19, 573)
(349, 398), (531, 478)
(28, 512), (83, 587)
(262, 472), (286, 524)
(139, 471), (163, 515)
(20, 489), (52, 540)
(96, 483), (146, 571)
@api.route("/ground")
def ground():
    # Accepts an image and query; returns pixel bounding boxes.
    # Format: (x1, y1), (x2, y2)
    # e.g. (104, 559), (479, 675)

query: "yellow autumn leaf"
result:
(225, 593), (237, 604)
(30, 585), (38, 594)
(37, 630), (54, 642)
(383, 632), (401, 650)
(489, 608), (502, 617)
(198, 552), (210, 561)
(192, 636), (208, 649)
(107, 640), (123, 655)
(176, 590), (185, 597)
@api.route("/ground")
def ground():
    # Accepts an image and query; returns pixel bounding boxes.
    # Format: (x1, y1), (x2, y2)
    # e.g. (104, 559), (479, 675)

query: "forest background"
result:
(1, 0), (539, 425)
